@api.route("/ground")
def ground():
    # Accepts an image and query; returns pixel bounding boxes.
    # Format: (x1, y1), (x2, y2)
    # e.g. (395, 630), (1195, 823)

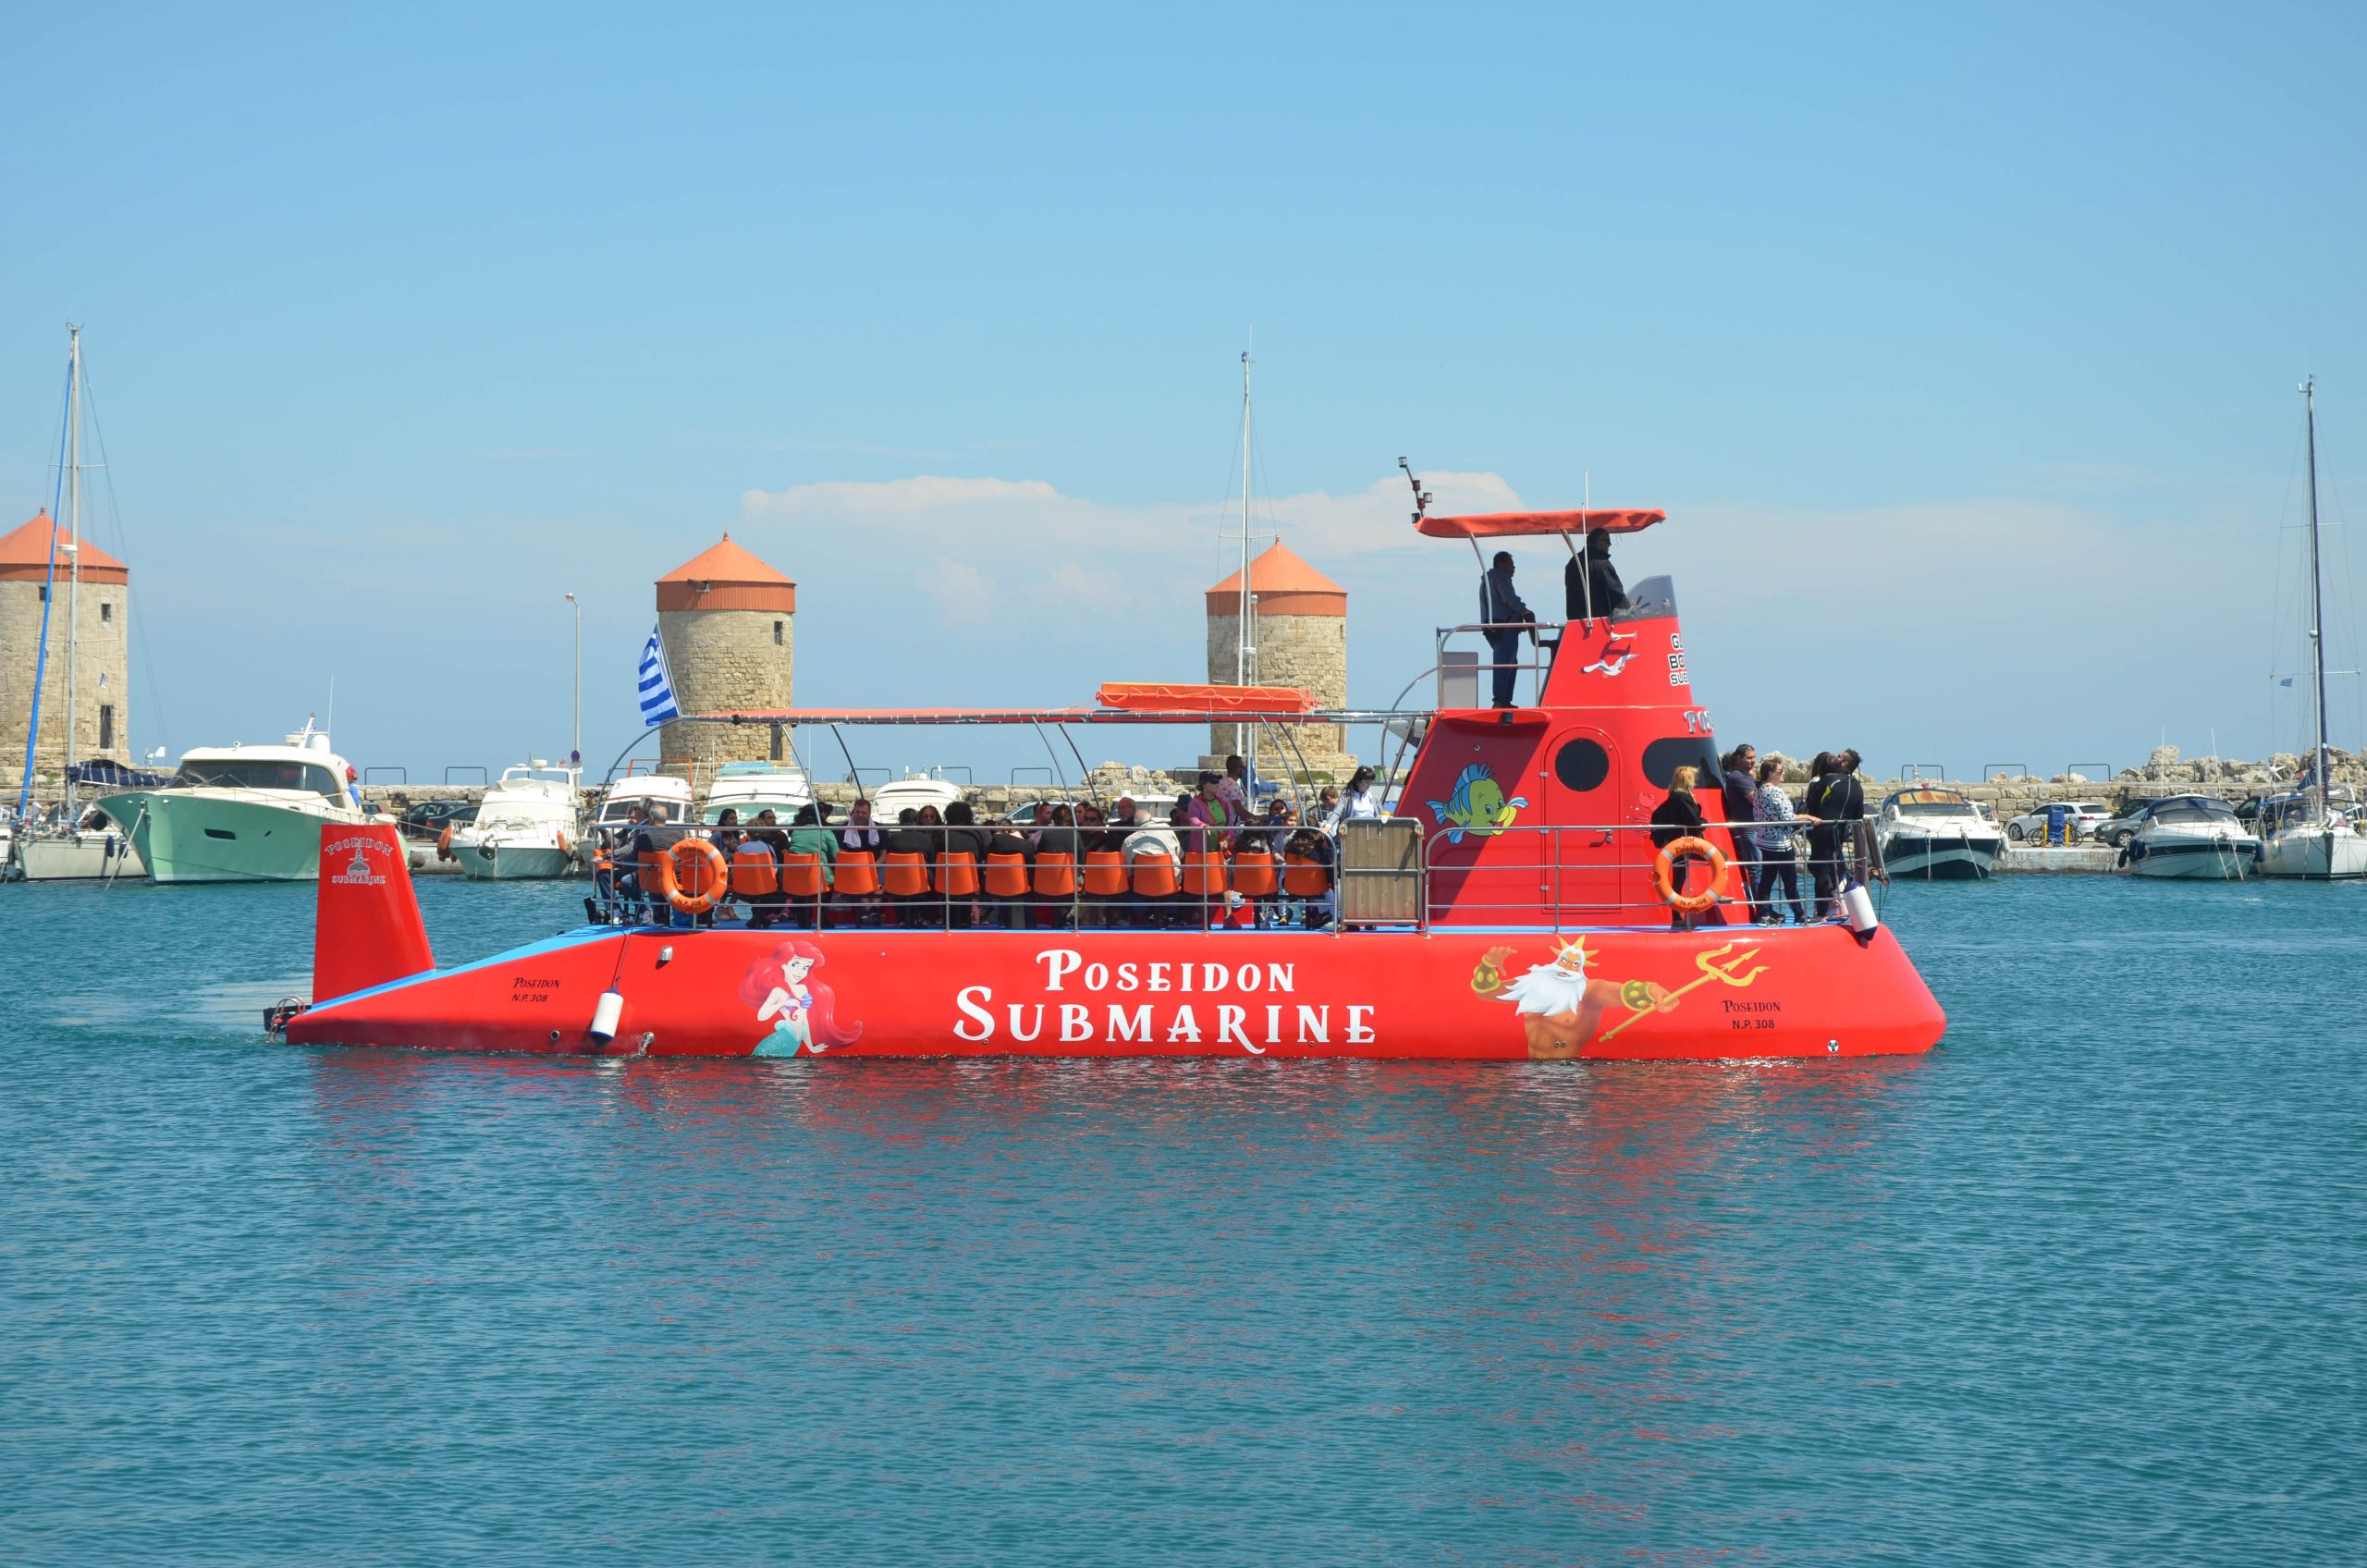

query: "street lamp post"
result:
(563, 593), (582, 774)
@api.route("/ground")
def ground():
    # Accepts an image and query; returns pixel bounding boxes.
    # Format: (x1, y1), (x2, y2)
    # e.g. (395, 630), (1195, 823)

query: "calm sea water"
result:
(3, 874), (2361, 1564)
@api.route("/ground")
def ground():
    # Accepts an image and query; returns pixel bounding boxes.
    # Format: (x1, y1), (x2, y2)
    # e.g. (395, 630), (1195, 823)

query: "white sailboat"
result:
(2260, 378), (2367, 880)
(8, 326), (150, 883)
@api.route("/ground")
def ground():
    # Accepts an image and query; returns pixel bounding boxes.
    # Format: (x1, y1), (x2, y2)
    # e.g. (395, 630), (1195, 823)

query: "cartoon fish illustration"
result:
(1428, 763), (1528, 844)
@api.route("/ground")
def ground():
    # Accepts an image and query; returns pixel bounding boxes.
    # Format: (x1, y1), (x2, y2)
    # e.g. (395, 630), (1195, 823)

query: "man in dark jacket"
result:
(1720, 743), (1761, 917)
(1565, 528), (1630, 622)
(1479, 551), (1535, 708)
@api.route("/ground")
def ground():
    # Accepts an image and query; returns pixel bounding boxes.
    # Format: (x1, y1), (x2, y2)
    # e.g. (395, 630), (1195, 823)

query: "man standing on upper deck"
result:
(1479, 551), (1535, 709)
(1565, 528), (1630, 623)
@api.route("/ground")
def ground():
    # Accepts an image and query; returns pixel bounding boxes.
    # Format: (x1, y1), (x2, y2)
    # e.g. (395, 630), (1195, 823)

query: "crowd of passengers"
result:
(1650, 744), (1871, 928)
(595, 754), (1391, 932)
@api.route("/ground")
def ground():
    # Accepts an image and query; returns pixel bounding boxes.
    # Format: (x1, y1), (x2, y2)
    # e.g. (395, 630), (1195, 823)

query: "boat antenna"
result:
(1399, 456), (1431, 524)
(1237, 344), (1256, 781)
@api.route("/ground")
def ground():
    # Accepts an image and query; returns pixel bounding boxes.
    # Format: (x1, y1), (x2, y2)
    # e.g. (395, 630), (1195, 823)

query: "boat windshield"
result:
(2151, 801), (2236, 825)
(1895, 801), (1976, 817)
(175, 758), (342, 797)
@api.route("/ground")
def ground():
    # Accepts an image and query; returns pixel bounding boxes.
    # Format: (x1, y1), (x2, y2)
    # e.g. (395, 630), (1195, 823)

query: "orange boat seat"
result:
(834, 851), (880, 898)
(1282, 854), (1331, 896)
(1129, 855), (1180, 899)
(1229, 851), (1279, 898)
(1082, 851), (1126, 897)
(936, 852), (980, 898)
(779, 851), (826, 900)
(1180, 851), (1228, 899)
(983, 852), (1030, 899)
(882, 851), (929, 898)
(1032, 855), (1079, 898)
(730, 842), (779, 898)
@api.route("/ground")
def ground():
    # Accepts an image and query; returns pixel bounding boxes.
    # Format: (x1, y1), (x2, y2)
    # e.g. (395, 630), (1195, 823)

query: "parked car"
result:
(2004, 800), (2113, 843)
(2091, 803), (2154, 850)
(398, 798), (478, 839)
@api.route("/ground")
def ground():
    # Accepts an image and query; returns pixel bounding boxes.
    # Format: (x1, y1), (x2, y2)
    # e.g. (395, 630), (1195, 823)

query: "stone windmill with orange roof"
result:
(1201, 541), (1353, 781)
(653, 533), (795, 780)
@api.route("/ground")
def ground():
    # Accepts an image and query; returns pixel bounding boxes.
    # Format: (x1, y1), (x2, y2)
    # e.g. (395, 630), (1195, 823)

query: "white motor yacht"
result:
(590, 771), (696, 836)
(93, 720), (377, 882)
(449, 763), (584, 880)
(870, 773), (963, 821)
(701, 761), (815, 827)
(2124, 795), (2263, 880)
(1874, 788), (2004, 880)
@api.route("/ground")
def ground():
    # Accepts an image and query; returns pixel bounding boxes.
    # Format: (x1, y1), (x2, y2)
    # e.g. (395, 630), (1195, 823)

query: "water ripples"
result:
(2, 876), (2361, 1562)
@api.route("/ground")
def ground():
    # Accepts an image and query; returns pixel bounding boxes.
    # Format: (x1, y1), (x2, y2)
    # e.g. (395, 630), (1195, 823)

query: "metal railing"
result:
(364, 766), (409, 784)
(582, 815), (1885, 937)
(443, 766), (488, 785)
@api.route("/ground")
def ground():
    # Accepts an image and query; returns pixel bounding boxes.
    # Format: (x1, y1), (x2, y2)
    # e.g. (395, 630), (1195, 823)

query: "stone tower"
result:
(654, 533), (795, 781)
(1203, 541), (1353, 779)
(0, 510), (132, 782)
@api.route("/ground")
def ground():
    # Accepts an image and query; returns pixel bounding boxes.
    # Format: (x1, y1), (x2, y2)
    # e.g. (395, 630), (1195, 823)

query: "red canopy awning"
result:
(1416, 507), (1664, 540)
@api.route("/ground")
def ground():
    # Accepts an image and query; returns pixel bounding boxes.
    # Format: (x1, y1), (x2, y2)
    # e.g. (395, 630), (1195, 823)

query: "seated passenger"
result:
(985, 818), (1033, 930)
(881, 807), (934, 927)
(1124, 808), (1180, 927)
(943, 801), (988, 928)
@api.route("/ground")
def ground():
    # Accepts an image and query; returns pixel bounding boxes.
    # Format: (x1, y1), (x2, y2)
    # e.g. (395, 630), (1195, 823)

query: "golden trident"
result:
(1596, 941), (1768, 1042)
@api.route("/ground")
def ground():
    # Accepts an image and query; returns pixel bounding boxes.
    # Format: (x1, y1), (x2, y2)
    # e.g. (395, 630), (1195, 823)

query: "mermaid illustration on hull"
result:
(740, 939), (865, 1057)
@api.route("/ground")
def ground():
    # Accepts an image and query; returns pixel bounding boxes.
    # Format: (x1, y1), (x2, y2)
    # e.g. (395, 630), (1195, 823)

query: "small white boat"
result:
(449, 763), (583, 880)
(701, 760), (815, 826)
(591, 770), (696, 834)
(2124, 796), (2262, 879)
(1875, 788), (2003, 880)
(94, 720), (377, 883)
(869, 773), (963, 821)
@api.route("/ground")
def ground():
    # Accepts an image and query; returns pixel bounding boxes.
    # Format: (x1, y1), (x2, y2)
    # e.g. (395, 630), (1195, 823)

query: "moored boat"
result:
(2124, 795), (2262, 879)
(97, 720), (375, 883)
(278, 496), (1947, 1061)
(449, 763), (583, 879)
(2259, 380), (2367, 881)
(1875, 788), (2003, 880)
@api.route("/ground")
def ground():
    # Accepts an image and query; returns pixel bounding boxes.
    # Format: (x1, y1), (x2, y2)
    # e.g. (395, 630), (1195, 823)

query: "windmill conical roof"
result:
(655, 533), (796, 613)
(1205, 541), (1344, 616)
(0, 510), (129, 583)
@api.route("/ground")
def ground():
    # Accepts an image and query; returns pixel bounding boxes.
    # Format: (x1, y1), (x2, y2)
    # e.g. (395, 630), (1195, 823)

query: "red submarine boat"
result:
(279, 503), (1944, 1061)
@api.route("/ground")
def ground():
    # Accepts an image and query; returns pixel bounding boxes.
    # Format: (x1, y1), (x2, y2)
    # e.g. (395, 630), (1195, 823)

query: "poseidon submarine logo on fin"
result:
(1428, 763), (1528, 844)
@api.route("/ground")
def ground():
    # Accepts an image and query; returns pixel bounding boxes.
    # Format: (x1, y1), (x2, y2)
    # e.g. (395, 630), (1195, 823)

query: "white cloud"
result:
(739, 468), (1526, 561)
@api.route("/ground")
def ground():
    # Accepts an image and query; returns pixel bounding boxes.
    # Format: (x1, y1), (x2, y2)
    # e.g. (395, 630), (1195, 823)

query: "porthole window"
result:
(1552, 737), (1610, 791)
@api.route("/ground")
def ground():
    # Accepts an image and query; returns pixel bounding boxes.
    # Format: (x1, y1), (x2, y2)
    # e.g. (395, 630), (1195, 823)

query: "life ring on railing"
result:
(1651, 836), (1728, 913)
(436, 823), (455, 861)
(649, 837), (729, 914)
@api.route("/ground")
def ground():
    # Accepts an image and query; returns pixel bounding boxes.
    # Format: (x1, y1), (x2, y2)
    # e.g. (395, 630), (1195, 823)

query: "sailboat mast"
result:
(1237, 347), (1255, 778)
(64, 325), (82, 815)
(2304, 378), (2330, 800)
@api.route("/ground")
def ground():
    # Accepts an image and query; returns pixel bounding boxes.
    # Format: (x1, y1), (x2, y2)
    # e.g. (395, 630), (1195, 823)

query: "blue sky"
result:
(4, 4), (2364, 783)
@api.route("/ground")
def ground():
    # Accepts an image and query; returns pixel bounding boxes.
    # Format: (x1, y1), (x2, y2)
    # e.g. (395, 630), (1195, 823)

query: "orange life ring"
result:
(1651, 835), (1727, 913)
(436, 823), (455, 861)
(555, 827), (571, 857)
(649, 837), (729, 914)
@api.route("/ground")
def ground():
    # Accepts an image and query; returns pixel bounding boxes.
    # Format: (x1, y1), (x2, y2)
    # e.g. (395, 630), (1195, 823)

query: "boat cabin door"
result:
(1545, 728), (1629, 922)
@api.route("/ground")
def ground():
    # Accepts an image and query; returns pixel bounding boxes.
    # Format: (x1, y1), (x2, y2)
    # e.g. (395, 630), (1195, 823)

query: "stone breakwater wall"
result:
(355, 742), (2363, 828)
(1764, 742), (2365, 821)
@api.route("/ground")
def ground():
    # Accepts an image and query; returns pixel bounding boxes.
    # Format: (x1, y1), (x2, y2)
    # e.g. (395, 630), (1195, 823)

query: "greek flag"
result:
(637, 626), (681, 727)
